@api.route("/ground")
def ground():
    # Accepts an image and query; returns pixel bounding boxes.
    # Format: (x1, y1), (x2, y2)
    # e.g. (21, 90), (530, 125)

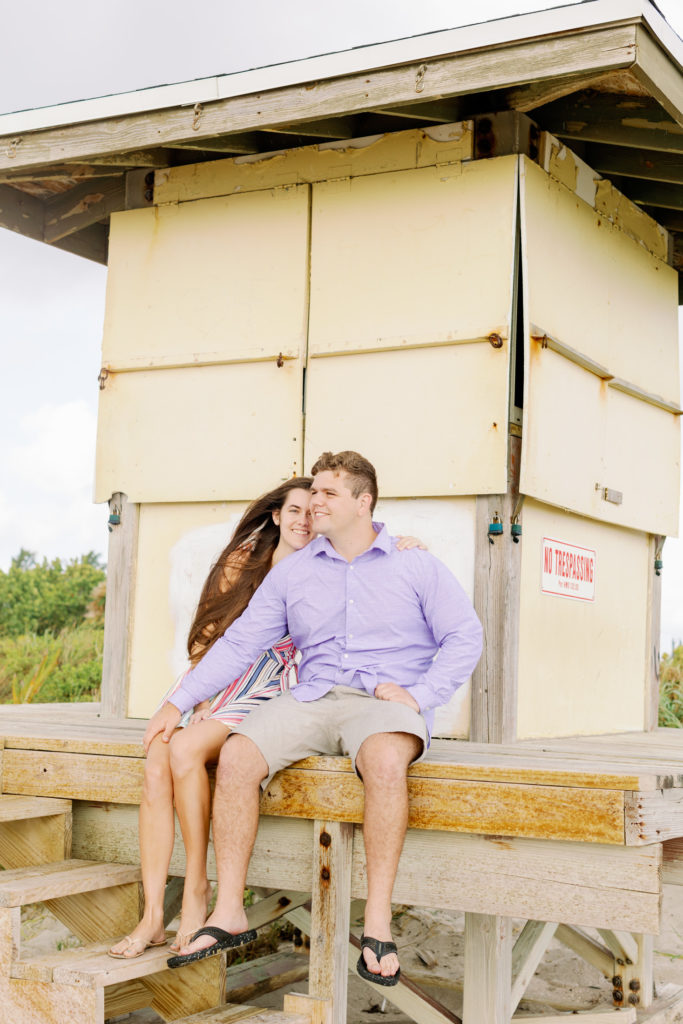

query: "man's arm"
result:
(405, 555), (483, 713)
(170, 568), (289, 713)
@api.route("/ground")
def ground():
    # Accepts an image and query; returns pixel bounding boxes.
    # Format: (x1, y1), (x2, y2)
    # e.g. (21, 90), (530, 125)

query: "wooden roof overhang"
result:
(1, 0), (683, 292)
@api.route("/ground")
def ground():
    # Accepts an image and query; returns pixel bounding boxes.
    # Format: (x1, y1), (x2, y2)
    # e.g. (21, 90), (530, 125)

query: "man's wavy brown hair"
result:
(310, 450), (378, 512)
(186, 477), (312, 665)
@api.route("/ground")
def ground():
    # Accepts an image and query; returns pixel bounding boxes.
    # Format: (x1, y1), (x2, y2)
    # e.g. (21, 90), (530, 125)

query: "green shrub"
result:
(659, 645), (683, 728)
(0, 623), (103, 704)
(0, 550), (105, 638)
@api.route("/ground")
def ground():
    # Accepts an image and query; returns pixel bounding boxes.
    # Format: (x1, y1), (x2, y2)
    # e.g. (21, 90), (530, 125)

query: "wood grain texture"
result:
(0, 815), (70, 869)
(264, 769), (626, 843)
(101, 493), (139, 718)
(462, 913), (512, 1023)
(625, 789), (683, 845)
(0, 859), (141, 906)
(510, 920), (558, 1012)
(0, 25), (637, 173)
(308, 821), (352, 1024)
(471, 435), (522, 743)
(142, 955), (225, 1021)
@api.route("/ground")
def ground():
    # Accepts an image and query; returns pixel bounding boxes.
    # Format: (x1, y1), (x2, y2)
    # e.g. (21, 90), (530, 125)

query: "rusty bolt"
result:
(278, 895), (291, 907)
(144, 188), (154, 202)
(321, 867), (330, 881)
(319, 831), (331, 847)
(628, 994), (639, 1006)
(612, 976), (622, 988)
(144, 172), (155, 187)
(488, 333), (503, 349)
(479, 118), (492, 134)
(629, 979), (640, 991)
(613, 990), (623, 1003)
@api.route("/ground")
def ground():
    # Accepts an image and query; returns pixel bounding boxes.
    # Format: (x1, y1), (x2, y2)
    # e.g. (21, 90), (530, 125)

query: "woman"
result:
(109, 477), (423, 958)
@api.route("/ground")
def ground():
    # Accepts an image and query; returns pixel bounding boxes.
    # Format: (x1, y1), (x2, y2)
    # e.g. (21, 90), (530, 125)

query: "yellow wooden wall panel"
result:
(308, 157), (518, 355)
(102, 187), (310, 368)
(128, 502), (249, 718)
(517, 500), (649, 738)
(95, 360), (302, 503)
(521, 158), (679, 399)
(521, 348), (680, 535)
(304, 345), (509, 496)
(520, 157), (681, 535)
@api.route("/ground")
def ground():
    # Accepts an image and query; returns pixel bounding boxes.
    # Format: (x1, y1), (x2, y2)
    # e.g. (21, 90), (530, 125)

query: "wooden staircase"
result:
(0, 793), (225, 1023)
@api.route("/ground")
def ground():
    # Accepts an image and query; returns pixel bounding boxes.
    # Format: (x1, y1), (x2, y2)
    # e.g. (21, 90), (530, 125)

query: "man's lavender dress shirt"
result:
(169, 524), (483, 738)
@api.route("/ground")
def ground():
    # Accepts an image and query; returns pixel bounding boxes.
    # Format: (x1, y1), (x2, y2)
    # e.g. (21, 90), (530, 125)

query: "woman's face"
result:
(272, 488), (313, 552)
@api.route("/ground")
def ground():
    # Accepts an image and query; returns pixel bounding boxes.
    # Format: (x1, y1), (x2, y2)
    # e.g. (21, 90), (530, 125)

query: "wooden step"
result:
(165, 1005), (310, 1024)
(0, 859), (141, 907)
(11, 937), (174, 985)
(0, 795), (70, 823)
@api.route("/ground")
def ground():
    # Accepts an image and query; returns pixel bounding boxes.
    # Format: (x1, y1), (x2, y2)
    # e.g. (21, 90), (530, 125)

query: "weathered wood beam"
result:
(308, 821), (352, 1024)
(0, 24), (638, 173)
(622, 180), (683, 210)
(51, 223), (108, 265)
(463, 912), (512, 1023)
(554, 924), (613, 978)
(371, 99), (462, 123)
(171, 133), (264, 154)
(631, 26), (683, 129)
(586, 143), (683, 184)
(0, 184), (43, 239)
(0, 164), (126, 185)
(540, 91), (683, 153)
(470, 433), (522, 743)
(506, 70), (623, 113)
(269, 117), (355, 138)
(44, 176), (125, 242)
(101, 494), (139, 717)
(510, 920), (558, 1013)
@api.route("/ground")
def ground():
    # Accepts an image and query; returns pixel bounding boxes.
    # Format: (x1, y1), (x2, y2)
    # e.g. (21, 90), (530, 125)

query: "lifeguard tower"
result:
(1, 2), (683, 1021)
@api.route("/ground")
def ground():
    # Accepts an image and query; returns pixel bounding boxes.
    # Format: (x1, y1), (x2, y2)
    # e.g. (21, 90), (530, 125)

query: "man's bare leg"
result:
(355, 731), (422, 980)
(177, 733), (268, 954)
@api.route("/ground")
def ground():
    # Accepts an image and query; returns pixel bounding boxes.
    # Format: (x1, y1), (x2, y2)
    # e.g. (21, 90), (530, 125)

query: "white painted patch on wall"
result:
(167, 496), (476, 737)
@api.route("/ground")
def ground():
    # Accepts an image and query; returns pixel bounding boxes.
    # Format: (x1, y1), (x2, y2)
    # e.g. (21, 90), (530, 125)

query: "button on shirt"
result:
(169, 525), (483, 738)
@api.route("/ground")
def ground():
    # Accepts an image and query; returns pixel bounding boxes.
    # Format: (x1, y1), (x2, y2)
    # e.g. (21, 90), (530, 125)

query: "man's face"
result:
(310, 470), (367, 536)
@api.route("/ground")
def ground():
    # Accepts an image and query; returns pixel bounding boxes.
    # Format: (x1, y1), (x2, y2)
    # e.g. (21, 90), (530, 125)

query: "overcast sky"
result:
(1, 0), (683, 647)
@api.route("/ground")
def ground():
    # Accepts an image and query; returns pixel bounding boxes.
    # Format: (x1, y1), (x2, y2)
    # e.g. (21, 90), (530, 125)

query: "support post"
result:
(101, 492), (139, 718)
(645, 535), (664, 731)
(308, 820), (353, 1024)
(471, 433), (522, 743)
(615, 934), (654, 1012)
(463, 912), (512, 1023)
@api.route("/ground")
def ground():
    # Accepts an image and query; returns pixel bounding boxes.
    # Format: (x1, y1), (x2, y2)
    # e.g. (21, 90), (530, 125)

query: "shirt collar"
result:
(309, 521), (391, 560)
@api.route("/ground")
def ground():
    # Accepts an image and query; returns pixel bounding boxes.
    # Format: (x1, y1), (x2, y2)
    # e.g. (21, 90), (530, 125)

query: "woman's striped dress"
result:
(160, 635), (297, 728)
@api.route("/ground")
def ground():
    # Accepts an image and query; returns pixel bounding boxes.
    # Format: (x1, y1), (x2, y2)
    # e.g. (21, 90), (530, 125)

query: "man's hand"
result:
(374, 683), (419, 713)
(395, 535), (427, 551)
(142, 703), (182, 753)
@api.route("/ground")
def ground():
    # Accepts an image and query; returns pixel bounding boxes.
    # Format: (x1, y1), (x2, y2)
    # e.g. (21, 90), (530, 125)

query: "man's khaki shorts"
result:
(231, 685), (428, 789)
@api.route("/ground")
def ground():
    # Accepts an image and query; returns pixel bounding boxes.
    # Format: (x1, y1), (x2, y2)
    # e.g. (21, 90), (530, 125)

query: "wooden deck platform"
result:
(2, 706), (683, 1021)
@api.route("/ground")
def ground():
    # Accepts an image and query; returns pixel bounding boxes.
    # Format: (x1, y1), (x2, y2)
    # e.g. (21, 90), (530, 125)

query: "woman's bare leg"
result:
(109, 733), (178, 956)
(169, 719), (230, 944)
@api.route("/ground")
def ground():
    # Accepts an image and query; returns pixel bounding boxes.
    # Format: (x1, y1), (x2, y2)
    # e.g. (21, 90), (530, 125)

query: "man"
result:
(144, 450), (482, 985)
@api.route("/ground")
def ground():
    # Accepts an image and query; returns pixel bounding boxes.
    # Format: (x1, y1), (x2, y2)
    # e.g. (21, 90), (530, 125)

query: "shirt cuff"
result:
(405, 681), (436, 714)
(168, 692), (192, 715)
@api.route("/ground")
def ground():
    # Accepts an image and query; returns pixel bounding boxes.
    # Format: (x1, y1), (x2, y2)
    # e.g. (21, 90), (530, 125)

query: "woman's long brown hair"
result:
(186, 477), (313, 665)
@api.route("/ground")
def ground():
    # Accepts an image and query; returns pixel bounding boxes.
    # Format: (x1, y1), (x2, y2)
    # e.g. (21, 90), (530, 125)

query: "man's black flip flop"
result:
(356, 934), (401, 987)
(166, 925), (257, 968)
